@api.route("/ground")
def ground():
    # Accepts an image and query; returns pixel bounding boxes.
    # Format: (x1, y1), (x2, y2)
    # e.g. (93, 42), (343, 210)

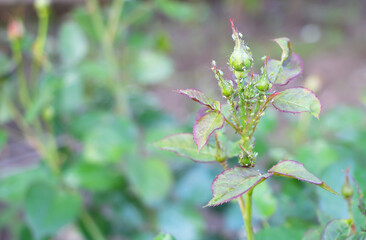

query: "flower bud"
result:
(219, 80), (234, 97)
(342, 175), (354, 199)
(256, 74), (270, 92)
(239, 153), (254, 167)
(256, 55), (271, 92)
(243, 86), (255, 99)
(234, 70), (245, 80)
(7, 19), (24, 40)
(229, 20), (253, 72)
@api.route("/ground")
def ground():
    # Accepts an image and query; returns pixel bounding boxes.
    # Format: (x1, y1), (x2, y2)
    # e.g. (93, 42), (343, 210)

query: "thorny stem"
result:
(245, 189), (254, 240)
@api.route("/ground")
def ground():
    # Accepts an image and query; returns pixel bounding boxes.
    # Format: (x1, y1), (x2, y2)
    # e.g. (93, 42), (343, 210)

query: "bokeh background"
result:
(0, 0), (366, 239)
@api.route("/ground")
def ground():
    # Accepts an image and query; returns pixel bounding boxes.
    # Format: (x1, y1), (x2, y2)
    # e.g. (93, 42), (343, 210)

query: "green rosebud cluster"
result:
(210, 20), (275, 168)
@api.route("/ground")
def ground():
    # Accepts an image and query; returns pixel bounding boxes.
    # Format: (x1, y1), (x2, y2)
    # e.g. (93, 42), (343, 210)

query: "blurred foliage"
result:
(0, 0), (365, 239)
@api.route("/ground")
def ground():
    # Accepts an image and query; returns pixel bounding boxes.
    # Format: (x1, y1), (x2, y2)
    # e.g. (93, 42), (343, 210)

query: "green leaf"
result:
(268, 160), (338, 195)
(154, 232), (175, 240)
(0, 129), (7, 153)
(176, 89), (221, 110)
(25, 182), (81, 239)
(156, 133), (216, 162)
(83, 115), (137, 164)
(321, 219), (351, 240)
(253, 181), (277, 219)
(256, 226), (306, 240)
(193, 111), (225, 151)
(134, 50), (173, 84)
(272, 87), (321, 118)
(274, 37), (291, 61)
(346, 233), (366, 240)
(206, 167), (272, 207)
(157, 0), (208, 22)
(0, 167), (51, 202)
(64, 162), (123, 192)
(303, 228), (321, 240)
(267, 38), (303, 85)
(126, 158), (173, 206)
(59, 21), (88, 67)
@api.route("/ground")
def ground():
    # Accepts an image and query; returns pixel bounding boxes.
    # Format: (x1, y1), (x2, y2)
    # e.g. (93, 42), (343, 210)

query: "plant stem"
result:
(217, 152), (248, 239)
(346, 198), (356, 234)
(81, 209), (107, 240)
(225, 118), (242, 135)
(238, 196), (246, 224)
(245, 189), (254, 240)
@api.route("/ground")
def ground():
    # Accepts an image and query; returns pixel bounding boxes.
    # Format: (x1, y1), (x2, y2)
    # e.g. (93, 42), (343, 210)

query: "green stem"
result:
(10, 39), (30, 108)
(347, 198), (356, 234)
(217, 154), (248, 239)
(245, 189), (254, 240)
(31, 4), (50, 83)
(238, 196), (246, 226)
(86, 0), (130, 116)
(81, 209), (107, 240)
(106, 0), (125, 46)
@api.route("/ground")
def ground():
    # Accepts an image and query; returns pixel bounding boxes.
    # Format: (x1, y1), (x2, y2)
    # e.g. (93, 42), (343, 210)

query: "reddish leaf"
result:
(193, 111), (225, 151)
(176, 89), (221, 110)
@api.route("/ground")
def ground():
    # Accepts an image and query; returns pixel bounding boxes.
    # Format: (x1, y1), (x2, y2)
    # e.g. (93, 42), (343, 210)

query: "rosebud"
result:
(234, 70), (245, 80)
(256, 74), (270, 92)
(219, 80), (234, 97)
(341, 175), (354, 199)
(229, 21), (253, 71)
(239, 153), (254, 167)
(7, 19), (24, 40)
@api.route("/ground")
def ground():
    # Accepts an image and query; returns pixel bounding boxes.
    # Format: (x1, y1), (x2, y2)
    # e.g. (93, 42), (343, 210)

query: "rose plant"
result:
(157, 20), (341, 239)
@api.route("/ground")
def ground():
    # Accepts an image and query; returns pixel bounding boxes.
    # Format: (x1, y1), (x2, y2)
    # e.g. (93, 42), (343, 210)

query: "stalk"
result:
(81, 209), (107, 240)
(244, 189), (254, 240)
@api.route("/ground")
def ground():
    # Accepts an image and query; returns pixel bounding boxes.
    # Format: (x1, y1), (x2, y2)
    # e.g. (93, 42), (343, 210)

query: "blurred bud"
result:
(42, 106), (54, 121)
(229, 20), (253, 72)
(35, 0), (50, 10)
(342, 169), (354, 199)
(7, 19), (24, 40)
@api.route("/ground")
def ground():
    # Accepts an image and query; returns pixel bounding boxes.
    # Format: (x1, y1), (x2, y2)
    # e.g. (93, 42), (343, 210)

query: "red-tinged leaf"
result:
(155, 133), (216, 163)
(176, 89), (221, 110)
(268, 160), (339, 195)
(205, 167), (272, 207)
(193, 111), (225, 151)
(272, 87), (321, 119)
(267, 38), (303, 85)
